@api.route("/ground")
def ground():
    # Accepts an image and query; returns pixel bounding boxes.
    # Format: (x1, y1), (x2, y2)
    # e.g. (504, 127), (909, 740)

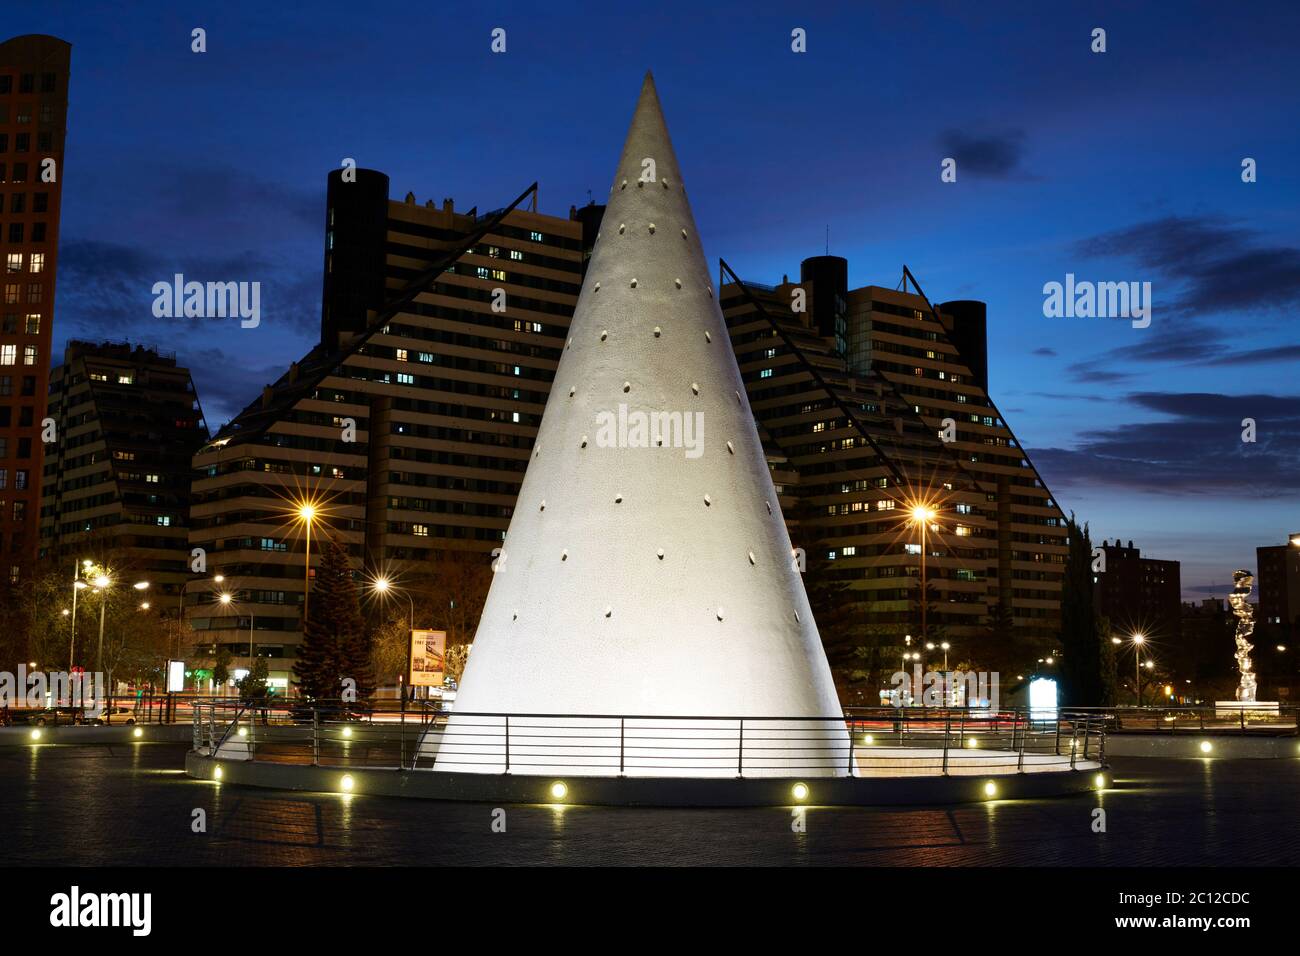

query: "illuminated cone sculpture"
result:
(426, 74), (845, 778)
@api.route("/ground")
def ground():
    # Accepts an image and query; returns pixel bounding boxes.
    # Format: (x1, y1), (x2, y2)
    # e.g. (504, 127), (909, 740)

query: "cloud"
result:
(1031, 347), (1057, 357)
(936, 128), (1029, 179)
(1033, 390), (1300, 498)
(1064, 215), (1300, 378)
(56, 237), (322, 341)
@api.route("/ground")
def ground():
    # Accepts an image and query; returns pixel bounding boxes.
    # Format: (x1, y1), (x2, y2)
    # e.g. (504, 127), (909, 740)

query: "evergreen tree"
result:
(1060, 514), (1108, 705)
(293, 539), (364, 701)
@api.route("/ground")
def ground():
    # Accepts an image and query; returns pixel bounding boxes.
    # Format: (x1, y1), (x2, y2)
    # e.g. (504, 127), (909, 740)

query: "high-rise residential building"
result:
(0, 34), (70, 583)
(1257, 533), (1300, 645)
(39, 341), (208, 601)
(719, 258), (1068, 683)
(187, 170), (584, 687)
(1094, 539), (1181, 642)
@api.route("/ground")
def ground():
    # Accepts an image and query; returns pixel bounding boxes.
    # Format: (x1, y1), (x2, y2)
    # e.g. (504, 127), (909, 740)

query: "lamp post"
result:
(372, 576), (416, 712)
(1132, 634), (1146, 706)
(69, 563), (89, 672)
(910, 505), (936, 645)
(297, 504), (317, 625)
(941, 641), (950, 671)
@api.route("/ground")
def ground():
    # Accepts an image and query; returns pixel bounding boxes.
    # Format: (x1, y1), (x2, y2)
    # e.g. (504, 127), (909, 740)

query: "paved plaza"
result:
(1, 744), (1296, 866)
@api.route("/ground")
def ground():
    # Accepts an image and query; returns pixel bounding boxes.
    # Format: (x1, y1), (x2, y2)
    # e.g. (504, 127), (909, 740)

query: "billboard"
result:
(166, 659), (186, 693)
(409, 629), (447, 687)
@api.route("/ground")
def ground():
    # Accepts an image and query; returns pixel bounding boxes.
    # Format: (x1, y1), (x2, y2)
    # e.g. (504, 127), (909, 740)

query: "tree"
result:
(1059, 515), (1110, 706)
(237, 655), (270, 701)
(212, 646), (232, 688)
(293, 538), (365, 701)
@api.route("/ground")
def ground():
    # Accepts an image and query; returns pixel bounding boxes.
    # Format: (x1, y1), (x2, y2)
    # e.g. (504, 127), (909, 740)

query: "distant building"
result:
(39, 341), (208, 603)
(720, 260), (1068, 661)
(0, 34), (71, 582)
(187, 170), (585, 686)
(1095, 539), (1181, 642)
(1256, 533), (1300, 644)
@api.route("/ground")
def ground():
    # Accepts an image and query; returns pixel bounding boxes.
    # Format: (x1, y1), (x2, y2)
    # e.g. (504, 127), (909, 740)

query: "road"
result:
(0, 743), (1295, 865)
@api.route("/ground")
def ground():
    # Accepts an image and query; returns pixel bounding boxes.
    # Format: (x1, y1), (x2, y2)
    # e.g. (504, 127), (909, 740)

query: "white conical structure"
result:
(424, 73), (846, 778)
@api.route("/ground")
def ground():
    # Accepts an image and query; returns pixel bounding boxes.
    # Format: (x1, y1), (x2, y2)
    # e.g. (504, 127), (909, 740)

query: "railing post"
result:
(208, 705), (215, 753)
(1069, 722), (1079, 769)
(847, 723), (855, 778)
(1017, 713), (1027, 772)
(958, 714), (965, 752)
(1054, 714), (1062, 755)
(192, 706), (200, 751)
(311, 707), (319, 766)
(619, 717), (626, 776)
(1082, 718), (1092, 761)
(399, 702), (406, 771)
(942, 715), (950, 776)
(737, 718), (744, 778)
(504, 715), (510, 774)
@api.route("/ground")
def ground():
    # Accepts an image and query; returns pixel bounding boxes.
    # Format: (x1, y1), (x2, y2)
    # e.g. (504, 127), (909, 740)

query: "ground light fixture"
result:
(983, 781), (997, 798)
(213, 765), (223, 781)
(550, 781), (568, 800)
(966, 737), (979, 748)
(340, 774), (355, 793)
(1200, 741), (1213, 754)
(30, 729), (41, 741)
(1094, 774), (1107, 789)
(342, 726), (353, 739)
(791, 782), (810, 802)
(860, 734), (874, 745)
(133, 727), (143, 739)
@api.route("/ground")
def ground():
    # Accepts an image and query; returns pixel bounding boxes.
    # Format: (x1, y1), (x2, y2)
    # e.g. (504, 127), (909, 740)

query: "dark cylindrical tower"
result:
(321, 168), (390, 350)
(799, 256), (849, 346)
(939, 299), (988, 392)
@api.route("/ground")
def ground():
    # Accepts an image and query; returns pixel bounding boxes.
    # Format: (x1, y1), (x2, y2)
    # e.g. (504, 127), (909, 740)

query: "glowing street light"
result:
(295, 500), (320, 624)
(909, 503), (938, 645)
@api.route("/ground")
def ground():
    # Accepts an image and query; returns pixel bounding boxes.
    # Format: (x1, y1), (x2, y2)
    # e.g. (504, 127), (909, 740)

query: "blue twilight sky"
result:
(8, 0), (1299, 598)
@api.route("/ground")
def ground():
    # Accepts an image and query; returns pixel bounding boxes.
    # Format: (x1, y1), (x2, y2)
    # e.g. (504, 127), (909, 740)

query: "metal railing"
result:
(1057, 704), (1298, 735)
(190, 701), (1107, 777)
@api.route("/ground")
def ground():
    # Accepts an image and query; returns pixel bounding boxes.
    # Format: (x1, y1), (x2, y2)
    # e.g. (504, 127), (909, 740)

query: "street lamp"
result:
(909, 504), (937, 645)
(296, 502), (319, 624)
(371, 575), (417, 709)
(1132, 634), (1145, 706)
(940, 641), (950, 671)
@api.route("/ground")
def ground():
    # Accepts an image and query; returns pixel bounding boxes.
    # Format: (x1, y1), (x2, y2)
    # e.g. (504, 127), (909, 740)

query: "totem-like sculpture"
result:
(1227, 570), (1257, 703)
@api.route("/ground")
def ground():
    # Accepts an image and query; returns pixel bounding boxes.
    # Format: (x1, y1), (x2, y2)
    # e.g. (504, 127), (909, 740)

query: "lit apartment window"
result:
(529, 231), (544, 242)
(412, 524), (429, 537)
(22, 346), (37, 366)
(842, 546), (857, 556)
(955, 526), (971, 537)
(0, 345), (15, 366)
(490, 268), (506, 281)
(156, 515), (171, 527)
(25, 314), (39, 334)
(876, 500), (895, 511)
(905, 543), (921, 555)
(3, 284), (17, 304)
(146, 474), (160, 483)
(397, 373), (414, 385)
(476, 267), (490, 279)
(509, 249), (523, 261)
(812, 421), (825, 433)
(4, 254), (19, 273)
(116, 373), (133, 384)
(486, 245), (501, 258)
(759, 368), (772, 378)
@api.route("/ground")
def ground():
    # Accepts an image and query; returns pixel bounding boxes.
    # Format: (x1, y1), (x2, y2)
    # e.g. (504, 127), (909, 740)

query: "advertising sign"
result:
(409, 629), (447, 687)
(166, 659), (186, 693)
